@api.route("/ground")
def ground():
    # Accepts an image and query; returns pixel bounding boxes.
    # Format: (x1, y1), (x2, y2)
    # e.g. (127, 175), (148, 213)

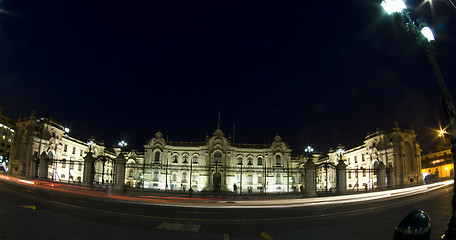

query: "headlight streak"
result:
(0, 175), (452, 209)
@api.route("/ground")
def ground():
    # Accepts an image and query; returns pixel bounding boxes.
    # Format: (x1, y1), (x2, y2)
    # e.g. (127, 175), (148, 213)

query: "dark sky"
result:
(1, 0), (455, 155)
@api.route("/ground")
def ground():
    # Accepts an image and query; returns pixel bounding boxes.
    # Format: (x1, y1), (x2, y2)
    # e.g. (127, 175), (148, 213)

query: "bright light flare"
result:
(18, 179), (35, 185)
(381, 0), (407, 14)
(118, 140), (127, 147)
(439, 129), (447, 137)
(421, 26), (435, 41)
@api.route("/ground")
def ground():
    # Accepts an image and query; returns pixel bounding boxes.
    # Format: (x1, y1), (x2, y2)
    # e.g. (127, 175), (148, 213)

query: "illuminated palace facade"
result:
(9, 114), (422, 193)
(316, 123), (422, 191)
(9, 115), (117, 184)
(129, 129), (295, 193)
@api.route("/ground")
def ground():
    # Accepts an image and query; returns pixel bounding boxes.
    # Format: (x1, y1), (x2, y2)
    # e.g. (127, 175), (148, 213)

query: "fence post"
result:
(83, 153), (94, 187)
(377, 161), (387, 190)
(114, 153), (126, 190)
(337, 160), (347, 194)
(305, 159), (316, 197)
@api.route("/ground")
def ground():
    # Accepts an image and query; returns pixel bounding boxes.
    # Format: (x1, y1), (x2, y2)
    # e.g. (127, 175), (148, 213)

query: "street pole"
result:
(381, 1), (456, 236)
(165, 158), (168, 191)
(189, 158), (193, 191)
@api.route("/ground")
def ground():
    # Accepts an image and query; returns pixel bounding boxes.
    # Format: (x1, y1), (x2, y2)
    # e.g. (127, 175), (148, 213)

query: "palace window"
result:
(275, 155), (281, 166)
(354, 156), (357, 163)
(154, 152), (160, 162)
(192, 155), (199, 164)
(64, 144), (68, 152)
(247, 157), (253, 165)
(275, 173), (281, 184)
(78, 163), (82, 171)
(172, 155), (178, 163)
(72, 147), (76, 155)
(182, 172), (187, 183)
(129, 169), (134, 178)
(237, 157), (243, 165)
(172, 173), (177, 182)
(183, 155), (188, 164)
(153, 170), (159, 181)
(214, 152), (222, 163)
(69, 161), (74, 170)
(258, 176), (263, 184)
(61, 160), (66, 168)
(247, 174), (253, 185)
(257, 157), (263, 166)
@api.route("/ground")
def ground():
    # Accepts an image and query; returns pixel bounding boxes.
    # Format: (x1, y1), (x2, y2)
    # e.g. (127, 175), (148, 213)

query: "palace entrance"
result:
(213, 172), (221, 192)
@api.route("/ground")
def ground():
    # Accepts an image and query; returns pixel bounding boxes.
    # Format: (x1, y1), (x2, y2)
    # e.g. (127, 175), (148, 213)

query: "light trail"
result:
(0, 174), (452, 209)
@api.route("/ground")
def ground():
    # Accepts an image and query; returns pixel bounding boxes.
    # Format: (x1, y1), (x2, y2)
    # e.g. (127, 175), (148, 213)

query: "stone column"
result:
(305, 159), (316, 197)
(83, 153), (94, 187)
(114, 153), (126, 190)
(377, 161), (387, 190)
(38, 152), (49, 180)
(337, 160), (347, 194)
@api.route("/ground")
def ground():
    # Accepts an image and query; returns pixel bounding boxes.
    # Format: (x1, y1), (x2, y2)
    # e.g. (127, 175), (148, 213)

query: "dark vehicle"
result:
(424, 174), (439, 184)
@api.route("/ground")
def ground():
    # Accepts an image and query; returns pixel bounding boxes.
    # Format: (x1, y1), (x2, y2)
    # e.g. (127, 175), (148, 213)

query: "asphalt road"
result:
(0, 180), (453, 240)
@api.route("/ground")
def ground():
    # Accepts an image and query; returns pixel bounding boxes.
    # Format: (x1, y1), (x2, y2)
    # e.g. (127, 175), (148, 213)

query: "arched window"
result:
(247, 157), (253, 165)
(154, 152), (160, 162)
(257, 157), (263, 166)
(214, 152), (222, 163)
(192, 155), (199, 164)
(172, 155), (178, 163)
(275, 155), (281, 166)
(183, 155), (188, 164)
(237, 157), (243, 165)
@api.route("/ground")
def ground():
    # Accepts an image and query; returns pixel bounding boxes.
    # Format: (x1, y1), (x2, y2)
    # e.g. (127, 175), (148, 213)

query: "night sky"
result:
(1, 0), (455, 155)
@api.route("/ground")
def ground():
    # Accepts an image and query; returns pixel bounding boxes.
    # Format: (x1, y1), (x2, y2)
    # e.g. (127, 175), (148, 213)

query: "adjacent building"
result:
(0, 107), (15, 171)
(316, 123), (422, 191)
(421, 134), (453, 180)
(9, 113), (117, 184)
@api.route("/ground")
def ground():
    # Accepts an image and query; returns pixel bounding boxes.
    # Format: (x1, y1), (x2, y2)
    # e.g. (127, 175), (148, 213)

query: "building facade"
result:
(124, 129), (294, 193)
(0, 107), (15, 171)
(316, 124), (422, 191)
(9, 114), (117, 184)
(8, 114), (423, 194)
(421, 135), (453, 180)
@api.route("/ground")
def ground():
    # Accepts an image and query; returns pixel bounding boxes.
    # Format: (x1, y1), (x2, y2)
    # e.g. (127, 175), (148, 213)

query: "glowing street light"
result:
(381, 0), (407, 14)
(118, 140), (127, 153)
(439, 129), (447, 137)
(118, 140), (127, 148)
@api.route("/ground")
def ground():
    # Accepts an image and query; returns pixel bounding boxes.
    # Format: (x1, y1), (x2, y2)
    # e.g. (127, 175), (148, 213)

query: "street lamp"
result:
(337, 148), (344, 162)
(87, 140), (95, 153)
(118, 140), (127, 152)
(381, 1), (456, 238)
(304, 146), (314, 159)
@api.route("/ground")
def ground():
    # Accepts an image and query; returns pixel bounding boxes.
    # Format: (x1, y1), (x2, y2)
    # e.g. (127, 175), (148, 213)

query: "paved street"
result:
(0, 179), (453, 240)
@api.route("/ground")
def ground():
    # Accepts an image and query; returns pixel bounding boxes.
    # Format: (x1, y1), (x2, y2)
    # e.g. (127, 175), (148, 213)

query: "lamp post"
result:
(304, 146), (314, 192)
(381, 0), (456, 238)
